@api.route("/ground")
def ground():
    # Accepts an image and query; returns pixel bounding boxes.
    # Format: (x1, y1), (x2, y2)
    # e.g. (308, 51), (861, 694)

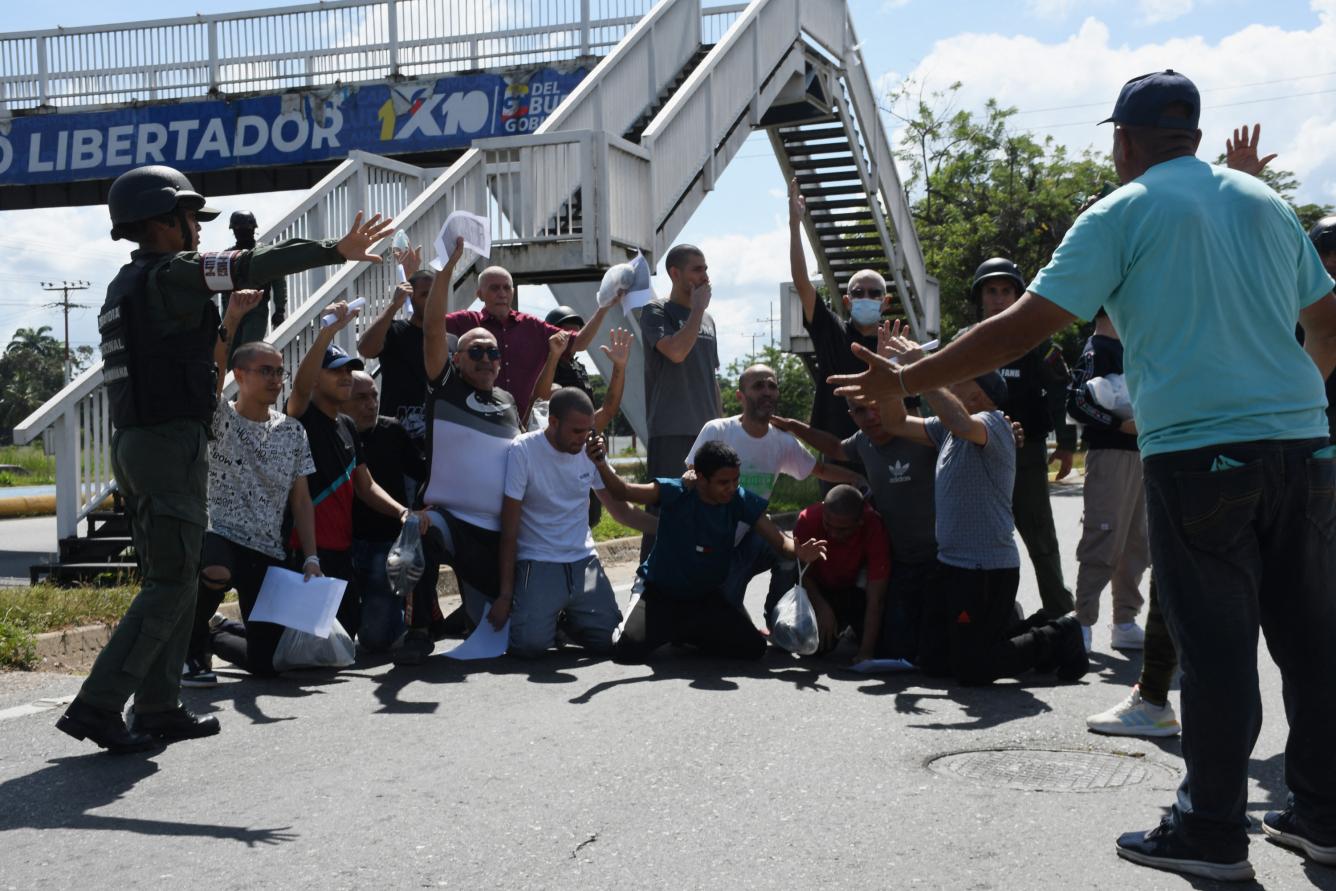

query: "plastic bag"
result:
(272, 619), (356, 671)
(1085, 373), (1133, 420)
(527, 398), (550, 432)
(768, 584), (820, 656)
(597, 262), (636, 307)
(386, 515), (426, 599)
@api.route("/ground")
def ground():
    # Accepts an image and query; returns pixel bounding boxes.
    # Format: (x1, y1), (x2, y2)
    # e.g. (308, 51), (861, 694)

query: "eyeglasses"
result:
(466, 345), (502, 361)
(849, 286), (884, 298)
(241, 365), (288, 381)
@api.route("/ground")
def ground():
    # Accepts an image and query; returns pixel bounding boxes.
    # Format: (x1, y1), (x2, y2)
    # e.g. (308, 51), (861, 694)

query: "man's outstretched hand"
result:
(1225, 123), (1277, 177)
(336, 212), (398, 263)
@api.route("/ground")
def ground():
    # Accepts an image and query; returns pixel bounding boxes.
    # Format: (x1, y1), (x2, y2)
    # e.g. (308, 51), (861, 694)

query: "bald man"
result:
(445, 263), (614, 418)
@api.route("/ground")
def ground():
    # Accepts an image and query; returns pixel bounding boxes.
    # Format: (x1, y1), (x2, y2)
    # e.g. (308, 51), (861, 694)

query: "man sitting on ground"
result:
(490, 388), (624, 657)
(393, 238), (523, 665)
(875, 325), (1087, 685)
(770, 397), (938, 660)
(792, 485), (890, 660)
(347, 370), (427, 653)
(591, 438), (826, 663)
(191, 293), (323, 681)
(688, 364), (861, 614)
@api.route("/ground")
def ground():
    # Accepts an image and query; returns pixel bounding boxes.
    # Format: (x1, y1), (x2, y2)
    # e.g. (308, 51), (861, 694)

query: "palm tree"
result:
(6, 326), (61, 360)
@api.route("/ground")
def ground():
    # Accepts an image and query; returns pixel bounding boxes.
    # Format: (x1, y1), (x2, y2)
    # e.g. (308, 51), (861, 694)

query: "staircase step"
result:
(794, 172), (862, 186)
(825, 250), (888, 262)
(781, 126), (848, 143)
(818, 237), (884, 249)
(787, 156), (856, 171)
(806, 198), (874, 211)
(813, 222), (879, 234)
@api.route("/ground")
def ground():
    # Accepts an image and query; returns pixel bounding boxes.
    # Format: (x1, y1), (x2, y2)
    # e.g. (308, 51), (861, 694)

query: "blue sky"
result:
(3, 0), (1334, 367)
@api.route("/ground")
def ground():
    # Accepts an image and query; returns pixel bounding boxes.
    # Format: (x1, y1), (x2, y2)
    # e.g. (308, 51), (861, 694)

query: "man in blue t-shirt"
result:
(828, 72), (1336, 883)
(590, 438), (826, 662)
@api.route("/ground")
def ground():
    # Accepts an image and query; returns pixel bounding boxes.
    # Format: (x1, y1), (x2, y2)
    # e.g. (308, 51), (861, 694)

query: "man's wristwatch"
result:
(303, 555), (320, 567)
(217, 323), (230, 344)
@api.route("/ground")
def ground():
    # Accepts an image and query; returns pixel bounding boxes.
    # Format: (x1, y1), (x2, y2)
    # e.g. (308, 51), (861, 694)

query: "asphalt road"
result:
(1, 483), (1332, 890)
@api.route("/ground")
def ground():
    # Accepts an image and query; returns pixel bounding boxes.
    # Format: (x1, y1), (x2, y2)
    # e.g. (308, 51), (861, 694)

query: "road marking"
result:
(0, 695), (74, 723)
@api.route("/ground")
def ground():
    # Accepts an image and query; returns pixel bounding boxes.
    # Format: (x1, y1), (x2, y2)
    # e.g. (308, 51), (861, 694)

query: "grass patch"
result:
(592, 514), (637, 542)
(768, 474), (821, 514)
(0, 584), (138, 670)
(0, 444), (55, 487)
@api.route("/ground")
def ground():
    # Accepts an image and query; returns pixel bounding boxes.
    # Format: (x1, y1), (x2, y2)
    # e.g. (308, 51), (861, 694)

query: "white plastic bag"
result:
(272, 619), (356, 671)
(768, 565), (820, 656)
(597, 262), (636, 307)
(1085, 373), (1133, 420)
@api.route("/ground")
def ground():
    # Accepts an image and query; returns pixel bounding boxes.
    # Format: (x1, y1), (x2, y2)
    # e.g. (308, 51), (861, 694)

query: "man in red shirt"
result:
(792, 485), (890, 661)
(445, 264), (616, 419)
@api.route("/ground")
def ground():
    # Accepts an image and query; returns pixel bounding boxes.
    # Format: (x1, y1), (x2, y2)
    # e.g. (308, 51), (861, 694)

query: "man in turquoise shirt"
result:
(828, 70), (1336, 883)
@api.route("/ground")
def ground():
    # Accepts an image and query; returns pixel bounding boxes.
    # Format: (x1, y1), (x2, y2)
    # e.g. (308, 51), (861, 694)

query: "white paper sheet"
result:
(850, 657), (916, 674)
(249, 567), (348, 638)
(321, 296), (366, 328)
(433, 210), (491, 268)
(442, 616), (510, 660)
(620, 252), (655, 317)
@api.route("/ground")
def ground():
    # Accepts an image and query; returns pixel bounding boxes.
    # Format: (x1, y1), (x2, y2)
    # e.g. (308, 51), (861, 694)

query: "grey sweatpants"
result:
(1075, 447), (1149, 625)
(510, 555), (622, 657)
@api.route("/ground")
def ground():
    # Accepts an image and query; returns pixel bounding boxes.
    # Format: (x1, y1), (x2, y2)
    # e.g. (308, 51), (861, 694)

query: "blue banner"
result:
(0, 66), (588, 186)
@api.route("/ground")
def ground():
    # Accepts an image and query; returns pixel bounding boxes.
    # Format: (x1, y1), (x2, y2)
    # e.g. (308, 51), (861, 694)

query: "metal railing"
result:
(0, 0), (658, 110)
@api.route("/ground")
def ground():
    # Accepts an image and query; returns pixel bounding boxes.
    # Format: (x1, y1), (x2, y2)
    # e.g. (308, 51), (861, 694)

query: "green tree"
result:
(0, 326), (90, 433)
(719, 344), (814, 421)
(889, 81), (1114, 357)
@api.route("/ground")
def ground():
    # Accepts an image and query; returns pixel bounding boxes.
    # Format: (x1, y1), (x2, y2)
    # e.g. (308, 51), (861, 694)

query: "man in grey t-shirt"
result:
(638, 243), (722, 559)
(872, 331), (1086, 685)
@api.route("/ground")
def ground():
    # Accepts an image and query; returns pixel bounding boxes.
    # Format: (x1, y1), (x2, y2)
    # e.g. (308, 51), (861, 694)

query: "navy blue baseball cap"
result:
(322, 345), (364, 370)
(1101, 70), (1200, 130)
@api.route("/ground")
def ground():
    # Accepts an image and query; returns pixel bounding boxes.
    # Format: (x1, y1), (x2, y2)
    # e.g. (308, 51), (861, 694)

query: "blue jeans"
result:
(352, 538), (404, 652)
(1143, 437), (1336, 858)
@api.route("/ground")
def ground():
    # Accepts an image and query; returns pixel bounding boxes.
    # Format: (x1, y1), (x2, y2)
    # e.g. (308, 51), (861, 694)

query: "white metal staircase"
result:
(14, 0), (935, 566)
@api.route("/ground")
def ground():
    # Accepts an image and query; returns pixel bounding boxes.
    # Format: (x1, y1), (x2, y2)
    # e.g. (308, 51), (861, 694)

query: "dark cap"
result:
(1101, 70), (1200, 130)
(229, 210), (257, 230)
(973, 371), (1010, 409)
(545, 304), (585, 327)
(322, 345), (364, 371)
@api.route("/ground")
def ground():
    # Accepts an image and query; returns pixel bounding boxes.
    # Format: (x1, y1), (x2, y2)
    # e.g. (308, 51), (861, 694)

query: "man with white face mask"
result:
(788, 178), (895, 487)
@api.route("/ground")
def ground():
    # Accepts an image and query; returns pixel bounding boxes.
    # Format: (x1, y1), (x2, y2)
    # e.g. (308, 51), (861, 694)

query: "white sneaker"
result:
(1087, 686), (1180, 737)
(1080, 624), (1092, 652)
(1111, 621), (1145, 650)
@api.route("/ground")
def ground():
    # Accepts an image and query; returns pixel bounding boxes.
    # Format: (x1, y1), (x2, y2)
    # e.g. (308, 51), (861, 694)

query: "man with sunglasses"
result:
(187, 300), (321, 681)
(394, 239), (526, 665)
(445, 263), (614, 420)
(788, 178), (894, 486)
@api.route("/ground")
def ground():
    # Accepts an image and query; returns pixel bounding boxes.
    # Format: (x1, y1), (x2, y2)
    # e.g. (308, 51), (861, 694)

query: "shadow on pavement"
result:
(0, 756), (297, 846)
(568, 648), (830, 704)
(842, 671), (1054, 731)
(368, 648), (607, 714)
(183, 670), (348, 726)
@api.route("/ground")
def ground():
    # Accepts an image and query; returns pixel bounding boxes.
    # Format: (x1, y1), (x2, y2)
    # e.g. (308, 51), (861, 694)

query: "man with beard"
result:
(686, 364), (860, 614)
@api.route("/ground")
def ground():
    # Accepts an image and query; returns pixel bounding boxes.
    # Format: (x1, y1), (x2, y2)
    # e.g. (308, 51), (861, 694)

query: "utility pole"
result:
(42, 280), (91, 384)
(755, 301), (781, 350)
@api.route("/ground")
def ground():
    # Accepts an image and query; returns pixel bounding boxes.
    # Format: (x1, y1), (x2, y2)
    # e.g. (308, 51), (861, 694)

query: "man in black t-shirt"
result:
(348, 370), (427, 652)
(358, 267), (434, 442)
(787, 177), (894, 484)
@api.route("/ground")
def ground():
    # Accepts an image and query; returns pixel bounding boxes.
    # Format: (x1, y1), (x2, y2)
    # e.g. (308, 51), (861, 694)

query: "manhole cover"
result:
(927, 748), (1177, 792)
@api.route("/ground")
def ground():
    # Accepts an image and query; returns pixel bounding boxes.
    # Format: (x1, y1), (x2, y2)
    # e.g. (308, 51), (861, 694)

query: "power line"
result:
(41, 280), (91, 384)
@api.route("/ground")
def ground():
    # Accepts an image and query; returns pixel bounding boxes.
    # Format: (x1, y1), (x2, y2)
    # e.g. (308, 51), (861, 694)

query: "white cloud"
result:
(888, 4), (1336, 206)
(1138, 0), (1193, 25)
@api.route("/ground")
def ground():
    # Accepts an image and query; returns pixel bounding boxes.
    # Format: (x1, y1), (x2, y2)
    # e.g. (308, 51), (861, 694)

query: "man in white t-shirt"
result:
(687, 364), (862, 611)
(491, 387), (623, 656)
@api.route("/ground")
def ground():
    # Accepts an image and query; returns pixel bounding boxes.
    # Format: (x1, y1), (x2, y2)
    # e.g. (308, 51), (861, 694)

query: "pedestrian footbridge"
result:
(12, 0), (937, 569)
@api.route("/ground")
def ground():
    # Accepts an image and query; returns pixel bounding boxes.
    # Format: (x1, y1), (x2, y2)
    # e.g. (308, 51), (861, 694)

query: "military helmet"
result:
(1309, 216), (1336, 255)
(229, 210), (258, 230)
(545, 305), (585, 327)
(108, 165), (219, 240)
(969, 257), (1026, 301)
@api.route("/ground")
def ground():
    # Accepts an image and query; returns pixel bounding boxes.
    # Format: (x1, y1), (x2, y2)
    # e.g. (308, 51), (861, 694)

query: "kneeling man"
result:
(492, 388), (623, 655)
